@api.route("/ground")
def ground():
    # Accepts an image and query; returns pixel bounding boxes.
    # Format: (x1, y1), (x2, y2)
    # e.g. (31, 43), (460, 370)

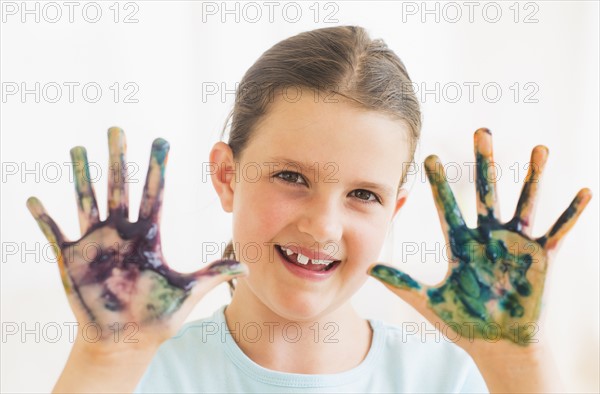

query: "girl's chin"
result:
(266, 292), (337, 322)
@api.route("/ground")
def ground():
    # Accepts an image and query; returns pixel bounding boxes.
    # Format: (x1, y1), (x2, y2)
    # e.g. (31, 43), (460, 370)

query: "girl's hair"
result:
(219, 25), (421, 297)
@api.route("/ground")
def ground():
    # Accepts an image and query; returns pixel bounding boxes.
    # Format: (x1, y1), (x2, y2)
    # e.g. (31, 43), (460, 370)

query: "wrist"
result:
(71, 332), (162, 362)
(72, 336), (161, 367)
(470, 343), (565, 393)
(52, 337), (161, 394)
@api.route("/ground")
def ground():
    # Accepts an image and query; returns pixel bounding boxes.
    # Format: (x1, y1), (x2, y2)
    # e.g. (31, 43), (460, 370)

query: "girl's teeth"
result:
(296, 253), (310, 264)
(280, 245), (335, 266)
(313, 259), (334, 265)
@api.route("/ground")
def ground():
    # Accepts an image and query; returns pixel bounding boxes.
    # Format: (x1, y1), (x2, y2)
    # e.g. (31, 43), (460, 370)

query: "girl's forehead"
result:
(248, 96), (412, 161)
(240, 97), (412, 196)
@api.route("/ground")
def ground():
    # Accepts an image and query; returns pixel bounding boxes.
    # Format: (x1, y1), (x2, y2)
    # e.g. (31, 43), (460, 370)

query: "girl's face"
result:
(211, 93), (412, 321)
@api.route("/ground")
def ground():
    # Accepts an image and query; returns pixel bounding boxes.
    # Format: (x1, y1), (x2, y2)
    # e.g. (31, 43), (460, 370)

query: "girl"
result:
(27, 26), (591, 393)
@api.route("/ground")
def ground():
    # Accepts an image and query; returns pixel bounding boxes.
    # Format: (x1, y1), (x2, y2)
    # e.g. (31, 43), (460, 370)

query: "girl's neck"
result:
(224, 284), (373, 375)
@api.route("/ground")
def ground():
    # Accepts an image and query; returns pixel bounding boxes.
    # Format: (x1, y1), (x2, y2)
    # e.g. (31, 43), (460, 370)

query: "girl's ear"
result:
(209, 142), (236, 213)
(392, 188), (408, 219)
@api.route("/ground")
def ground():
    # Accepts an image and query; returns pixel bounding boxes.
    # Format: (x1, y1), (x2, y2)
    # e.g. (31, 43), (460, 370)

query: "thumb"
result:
(186, 259), (249, 303)
(367, 263), (432, 316)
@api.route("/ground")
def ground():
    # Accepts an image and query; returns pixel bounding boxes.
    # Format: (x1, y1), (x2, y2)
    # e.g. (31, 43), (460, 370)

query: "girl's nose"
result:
(296, 196), (343, 245)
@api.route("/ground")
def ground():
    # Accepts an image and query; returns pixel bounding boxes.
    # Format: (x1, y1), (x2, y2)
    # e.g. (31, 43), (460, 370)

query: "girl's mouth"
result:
(275, 244), (342, 279)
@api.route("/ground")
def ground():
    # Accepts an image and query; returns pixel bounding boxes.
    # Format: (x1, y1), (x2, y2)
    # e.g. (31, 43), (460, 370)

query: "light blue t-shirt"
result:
(134, 304), (489, 393)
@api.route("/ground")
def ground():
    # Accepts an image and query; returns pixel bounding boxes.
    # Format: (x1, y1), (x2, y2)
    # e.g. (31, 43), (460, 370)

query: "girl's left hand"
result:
(367, 128), (591, 358)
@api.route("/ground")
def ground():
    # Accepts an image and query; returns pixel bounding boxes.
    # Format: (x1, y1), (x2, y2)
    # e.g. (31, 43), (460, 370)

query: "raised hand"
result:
(27, 127), (247, 346)
(368, 128), (591, 347)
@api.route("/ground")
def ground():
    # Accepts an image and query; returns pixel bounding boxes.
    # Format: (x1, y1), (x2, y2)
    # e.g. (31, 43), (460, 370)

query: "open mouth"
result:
(274, 244), (341, 272)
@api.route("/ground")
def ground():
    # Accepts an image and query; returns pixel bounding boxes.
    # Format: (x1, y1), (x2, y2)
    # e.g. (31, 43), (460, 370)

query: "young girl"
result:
(27, 26), (591, 393)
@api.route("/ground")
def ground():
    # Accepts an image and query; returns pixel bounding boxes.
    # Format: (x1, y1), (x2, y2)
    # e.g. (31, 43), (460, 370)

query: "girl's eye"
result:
(350, 189), (382, 205)
(274, 171), (306, 185)
(274, 171), (382, 205)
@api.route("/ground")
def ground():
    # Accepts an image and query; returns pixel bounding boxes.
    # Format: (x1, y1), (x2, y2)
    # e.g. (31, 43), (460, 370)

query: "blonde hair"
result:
(219, 26), (422, 296)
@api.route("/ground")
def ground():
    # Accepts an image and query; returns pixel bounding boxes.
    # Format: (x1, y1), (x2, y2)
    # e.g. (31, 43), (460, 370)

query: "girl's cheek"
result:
(260, 180), (305, 211)
(237, 182), (297, 235)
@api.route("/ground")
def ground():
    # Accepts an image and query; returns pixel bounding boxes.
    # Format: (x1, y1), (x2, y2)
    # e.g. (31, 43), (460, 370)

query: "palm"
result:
(424, 224), (548, 345)
(60, 219), (197, 329)
(27, 128), (246, 342)
(369, 128), (591, 346)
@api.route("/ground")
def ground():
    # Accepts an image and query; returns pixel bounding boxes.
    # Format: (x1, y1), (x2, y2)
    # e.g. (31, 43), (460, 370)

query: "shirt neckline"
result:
(215, 304), (384, 388)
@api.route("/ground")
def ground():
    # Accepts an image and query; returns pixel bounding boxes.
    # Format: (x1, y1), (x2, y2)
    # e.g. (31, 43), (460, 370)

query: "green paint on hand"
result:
(369, 264), (421, 290)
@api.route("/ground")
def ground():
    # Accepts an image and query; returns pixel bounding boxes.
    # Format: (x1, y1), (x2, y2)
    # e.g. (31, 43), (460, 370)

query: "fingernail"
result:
(368, 264), (421, 290)
(151, 138), (170, 165)
(26, 197), (42, 215)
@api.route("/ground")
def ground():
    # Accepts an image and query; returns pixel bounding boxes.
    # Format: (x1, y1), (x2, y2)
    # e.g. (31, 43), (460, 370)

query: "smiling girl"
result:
(28, 26), (591, 393)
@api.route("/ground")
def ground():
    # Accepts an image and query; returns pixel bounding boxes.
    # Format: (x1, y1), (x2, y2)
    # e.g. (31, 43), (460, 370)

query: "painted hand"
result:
(27, 127), (247, 345)
(368, 128), (591, 348)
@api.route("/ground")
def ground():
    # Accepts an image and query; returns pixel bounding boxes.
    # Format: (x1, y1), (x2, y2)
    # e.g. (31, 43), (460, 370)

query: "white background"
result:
(1, 1), (598, 392)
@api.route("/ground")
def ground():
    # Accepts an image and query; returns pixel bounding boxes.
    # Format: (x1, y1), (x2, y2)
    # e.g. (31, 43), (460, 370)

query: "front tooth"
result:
(285, 247), (293, 256)
(296, 253), (310, 265)
(312, 259), (334, 265)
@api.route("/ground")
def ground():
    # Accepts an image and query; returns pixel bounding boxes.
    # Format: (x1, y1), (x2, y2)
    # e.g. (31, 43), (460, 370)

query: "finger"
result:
(368, 263), (425, 291)
(26, 197), (66, 246)
(185, 259), (249, 304)
(537, 188), (592, 250)
(509, 145), (549, 235)
(139, 138), (170, 222)
(474, 128), (500, 222)
(369, 263), (497, 345)
(165, 259), (249, 328)
(107, 127), (129, 218)
(26, 197), (74, 293)
(70, 146), (100, 234)
(424, 155), (468, 232)
(367, 263), (444, 322)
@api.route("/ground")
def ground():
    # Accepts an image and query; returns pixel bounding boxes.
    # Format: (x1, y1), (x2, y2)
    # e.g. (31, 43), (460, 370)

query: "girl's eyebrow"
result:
(266, 155), (395, 198)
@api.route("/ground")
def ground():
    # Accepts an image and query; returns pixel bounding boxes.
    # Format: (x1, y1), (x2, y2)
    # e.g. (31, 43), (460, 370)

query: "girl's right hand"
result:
(27, 127), (248, 356)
